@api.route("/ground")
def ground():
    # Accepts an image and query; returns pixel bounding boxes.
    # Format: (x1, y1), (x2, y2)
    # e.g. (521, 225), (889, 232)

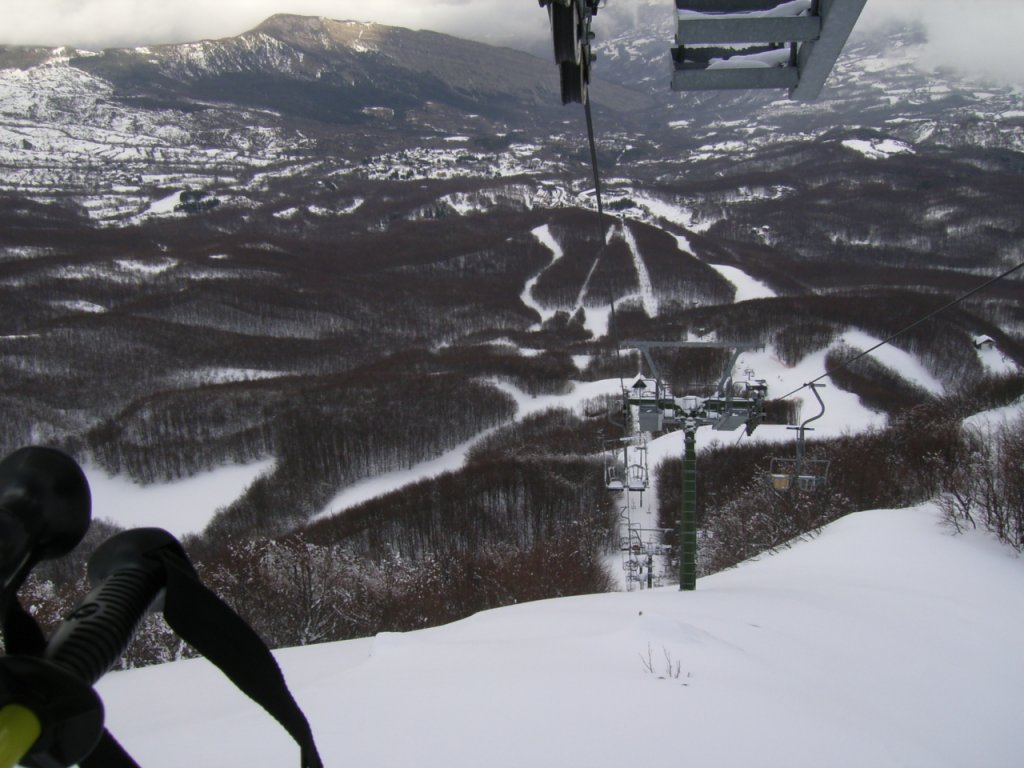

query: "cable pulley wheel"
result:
(549, 1), (581, 65)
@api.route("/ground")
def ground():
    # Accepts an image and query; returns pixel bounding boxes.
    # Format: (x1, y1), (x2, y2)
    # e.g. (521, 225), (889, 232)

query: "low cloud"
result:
(861, 0), (1024, 85)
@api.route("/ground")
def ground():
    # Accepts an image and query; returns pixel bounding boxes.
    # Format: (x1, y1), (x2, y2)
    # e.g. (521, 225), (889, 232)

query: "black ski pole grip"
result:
(0, 447), (91, 594)
(42, 529), (184, 686)
(0, 530), (186, 768)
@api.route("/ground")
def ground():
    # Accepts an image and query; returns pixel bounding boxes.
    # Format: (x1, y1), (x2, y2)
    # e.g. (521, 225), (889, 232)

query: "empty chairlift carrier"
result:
(769, 382), (830, 492)
(672, 0), (868, 100)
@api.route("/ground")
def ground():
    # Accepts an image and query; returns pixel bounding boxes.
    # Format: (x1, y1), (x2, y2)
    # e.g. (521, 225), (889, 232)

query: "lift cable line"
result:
(583, 95), (620, 356)
(584, 98), (605, 223)
(776, 259), (1024, 403)
(574, 25), (665, 590)
(579, 26), (655, 588)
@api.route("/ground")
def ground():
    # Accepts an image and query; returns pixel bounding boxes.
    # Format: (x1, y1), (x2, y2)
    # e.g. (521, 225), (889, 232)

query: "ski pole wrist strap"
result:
(156, 549), (324, 768)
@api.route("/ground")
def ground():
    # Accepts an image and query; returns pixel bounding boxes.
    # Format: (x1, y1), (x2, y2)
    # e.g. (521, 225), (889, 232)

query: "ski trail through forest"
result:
(621, 222), (658, 317)
(524, 224), (563, 328)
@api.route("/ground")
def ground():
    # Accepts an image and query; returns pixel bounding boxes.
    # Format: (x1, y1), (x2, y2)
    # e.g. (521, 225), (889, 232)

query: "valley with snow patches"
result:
(0, 5), (1022, 765)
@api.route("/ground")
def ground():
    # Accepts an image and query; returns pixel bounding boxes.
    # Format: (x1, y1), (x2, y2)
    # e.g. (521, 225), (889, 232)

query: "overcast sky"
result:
(1, 0), (1022, 85)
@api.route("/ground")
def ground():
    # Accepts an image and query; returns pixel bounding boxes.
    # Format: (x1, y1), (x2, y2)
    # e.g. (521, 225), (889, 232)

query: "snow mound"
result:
(97, 504), (1023, 768)
(841, 138), (915, 159)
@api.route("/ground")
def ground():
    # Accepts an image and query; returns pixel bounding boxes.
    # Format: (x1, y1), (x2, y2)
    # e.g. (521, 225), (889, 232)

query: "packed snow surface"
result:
(709, 263), (777, 301)
(96, 503), (1024, 768)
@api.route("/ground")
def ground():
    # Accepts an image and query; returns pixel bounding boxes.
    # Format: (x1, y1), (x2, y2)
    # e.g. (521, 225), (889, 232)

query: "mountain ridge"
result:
(27, 14), (652, 118)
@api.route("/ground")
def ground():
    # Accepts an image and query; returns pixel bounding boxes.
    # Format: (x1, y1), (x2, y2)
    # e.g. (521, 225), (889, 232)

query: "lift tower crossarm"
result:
(621, 339), (762, 396)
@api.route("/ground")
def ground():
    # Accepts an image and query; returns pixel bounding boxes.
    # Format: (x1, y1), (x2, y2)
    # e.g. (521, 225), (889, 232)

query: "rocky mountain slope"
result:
(0, 13), (656, 223)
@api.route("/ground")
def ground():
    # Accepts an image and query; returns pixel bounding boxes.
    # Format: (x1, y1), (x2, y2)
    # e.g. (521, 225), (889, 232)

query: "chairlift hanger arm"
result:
(800, 382), (827, 431)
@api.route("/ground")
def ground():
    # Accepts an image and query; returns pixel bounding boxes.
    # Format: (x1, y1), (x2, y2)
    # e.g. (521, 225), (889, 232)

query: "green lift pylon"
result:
(680, 423), (699, 590)
(621, 340), (767, 591)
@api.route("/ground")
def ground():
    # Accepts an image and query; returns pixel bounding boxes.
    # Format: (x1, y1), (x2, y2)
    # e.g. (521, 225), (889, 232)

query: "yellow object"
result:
(0, 704), (41, 768)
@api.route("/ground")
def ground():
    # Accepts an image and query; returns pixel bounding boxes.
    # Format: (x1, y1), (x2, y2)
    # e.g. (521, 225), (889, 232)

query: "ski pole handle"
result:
(0, 704), (41, 768)
(0, 529), (186, 768)
(43, 529), (183, 687)
(0, 655), (102, 768)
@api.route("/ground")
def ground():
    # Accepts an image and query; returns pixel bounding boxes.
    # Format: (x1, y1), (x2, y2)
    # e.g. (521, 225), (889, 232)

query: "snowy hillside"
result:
(95, 503), (1024, 768)
(84, 254), (1020, 538)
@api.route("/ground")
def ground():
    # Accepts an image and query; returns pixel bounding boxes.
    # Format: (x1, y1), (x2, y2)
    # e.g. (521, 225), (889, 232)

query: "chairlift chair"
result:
(768, 382), (830, 492)
(769, 467), (793, 492)
(603, 438), (650, 493)
(768, 456), (829, 491)
(672, 0), (868, 101)
(603, 438), (627, 492)
(604, 453), (626, 491)
(626, 442), (650, 491)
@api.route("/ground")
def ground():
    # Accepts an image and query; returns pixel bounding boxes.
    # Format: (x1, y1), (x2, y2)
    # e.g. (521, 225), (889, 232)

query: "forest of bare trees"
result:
(2, 141), (1022, 667)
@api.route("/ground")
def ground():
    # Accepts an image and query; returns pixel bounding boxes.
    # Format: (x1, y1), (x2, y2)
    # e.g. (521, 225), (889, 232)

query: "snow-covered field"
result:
(95, 502), (1024, 768)
(86, 458), (275, 538)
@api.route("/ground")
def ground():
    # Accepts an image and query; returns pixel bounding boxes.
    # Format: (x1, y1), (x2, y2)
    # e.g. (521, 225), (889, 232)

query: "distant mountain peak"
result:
(252, 14), (385, 54)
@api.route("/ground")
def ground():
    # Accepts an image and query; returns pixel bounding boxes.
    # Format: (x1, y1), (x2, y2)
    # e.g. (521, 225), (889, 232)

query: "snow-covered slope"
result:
(86, 458), (275, 538)
(95, 503), (1024, 768)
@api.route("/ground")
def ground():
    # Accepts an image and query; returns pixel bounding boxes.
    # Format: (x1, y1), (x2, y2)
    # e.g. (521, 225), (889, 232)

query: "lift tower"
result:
(621, 340), (767, 590)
